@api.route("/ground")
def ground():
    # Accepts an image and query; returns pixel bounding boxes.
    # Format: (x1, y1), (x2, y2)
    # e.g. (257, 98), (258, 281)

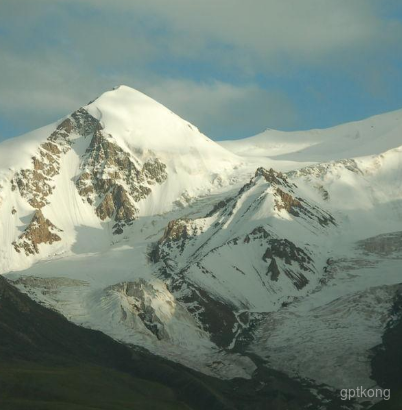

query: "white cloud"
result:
(0, 0), (401, 139)
(0, 49), (297, 139)
(0, 51), (94, 128)
(77, 0), (402, 70)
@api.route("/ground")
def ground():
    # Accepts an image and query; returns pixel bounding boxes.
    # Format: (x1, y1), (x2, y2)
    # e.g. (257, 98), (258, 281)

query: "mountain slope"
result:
(0, 275), (355, 410)
(0, 274), (200, 410)
(219, 108), (402, 163)
(150, 167), (337, 348)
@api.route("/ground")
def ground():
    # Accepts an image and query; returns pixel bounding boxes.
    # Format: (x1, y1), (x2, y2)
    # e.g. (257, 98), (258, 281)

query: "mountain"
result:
(1, 85), (402, 408)
(219, 108), (402, 162)
(0, 264), (355, 410)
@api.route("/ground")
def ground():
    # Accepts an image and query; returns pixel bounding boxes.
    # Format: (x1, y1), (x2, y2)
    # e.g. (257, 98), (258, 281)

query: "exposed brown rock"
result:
(76, 130), (167, 234)
(273, 186), (336, 227)
(358, 231), (402, 256)
(274, 188), (302, 216)
(153, 218), (203, 262)
(114, 186), (137, 221)
(15, 147), (59, 209)
(56, 118), (74, 134)
(13, 209), (62, 255)
(263, 238), (312, 268)
(10, 105), (167, 238)
(41, 142), (61, 155)
(255, 167), (288, 185)
(13, 108), (101, 210)
(142, 159), (168, 184)
(96, 192), (116, 220)
(70, 107), (102, 137)
(160, 219), (191, 243)
(95, 185), (138, 224)
(316, 184), (330, 201)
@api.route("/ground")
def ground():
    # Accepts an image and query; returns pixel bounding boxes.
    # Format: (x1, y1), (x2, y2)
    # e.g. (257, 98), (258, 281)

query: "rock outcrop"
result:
(11, 108), (100, 210)
(263, 238), (314, 289)
(107, 280), (170, 340)
(76, 129), (167, 234)
(10, 108), (103, 255)
(13, 210), (62, 255)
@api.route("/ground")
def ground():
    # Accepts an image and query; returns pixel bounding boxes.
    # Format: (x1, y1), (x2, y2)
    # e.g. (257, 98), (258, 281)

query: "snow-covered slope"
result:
(86, 86), (245, 213)
(1, 86), (402, 405)
(219, 108), (402, 163)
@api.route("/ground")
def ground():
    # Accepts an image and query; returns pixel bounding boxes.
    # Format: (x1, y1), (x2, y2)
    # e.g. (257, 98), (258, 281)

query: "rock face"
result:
(12, 139), (63, 209)
(10, 108), (102, 256)
(107, 280), (170, 340)
(11, 109), (99, 210)
(106, 279), (205, 343)
(76, 126), (167, 234)
(176, 283), (240, 348)
(155, 218), (202, 261)
(255, 167), (290, 185)
(262, 239), (313, 289)
(274, 188), (302, 215)
(358, 231), (402, 256)
(13, 210), (62, 255)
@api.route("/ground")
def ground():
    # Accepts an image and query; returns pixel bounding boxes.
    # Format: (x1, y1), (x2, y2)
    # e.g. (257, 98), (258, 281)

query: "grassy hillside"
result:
(0, 362), (190, 410)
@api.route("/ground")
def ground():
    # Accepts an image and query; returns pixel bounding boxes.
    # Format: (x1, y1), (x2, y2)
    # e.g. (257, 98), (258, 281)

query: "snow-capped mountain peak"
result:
(86, 85), (238, 160)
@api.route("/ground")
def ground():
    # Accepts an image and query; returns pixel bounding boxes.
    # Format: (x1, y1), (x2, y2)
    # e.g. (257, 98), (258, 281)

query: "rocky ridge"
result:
(148, 167), (337, 348)
(76, 129), (167, 234)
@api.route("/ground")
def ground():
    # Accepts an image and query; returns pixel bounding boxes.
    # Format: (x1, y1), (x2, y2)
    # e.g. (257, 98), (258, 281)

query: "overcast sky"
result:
(1, 0), (402, 141)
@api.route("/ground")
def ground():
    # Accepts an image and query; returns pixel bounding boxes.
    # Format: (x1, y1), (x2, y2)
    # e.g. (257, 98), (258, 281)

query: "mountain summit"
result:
(86, 85), (240, 162)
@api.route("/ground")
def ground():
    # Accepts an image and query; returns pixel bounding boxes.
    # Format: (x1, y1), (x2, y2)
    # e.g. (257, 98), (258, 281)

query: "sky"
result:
(0, 0), (402, 141)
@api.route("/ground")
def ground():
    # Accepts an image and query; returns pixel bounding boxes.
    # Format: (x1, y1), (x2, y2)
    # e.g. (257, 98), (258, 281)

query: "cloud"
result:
(0, 1), (301, 138)
(0, 48), (297, 139)
(75, 0), (402, 70)
(0, 50), (95, 128)
(0, 0), (401, 140)
(3, 1), (401, 74)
